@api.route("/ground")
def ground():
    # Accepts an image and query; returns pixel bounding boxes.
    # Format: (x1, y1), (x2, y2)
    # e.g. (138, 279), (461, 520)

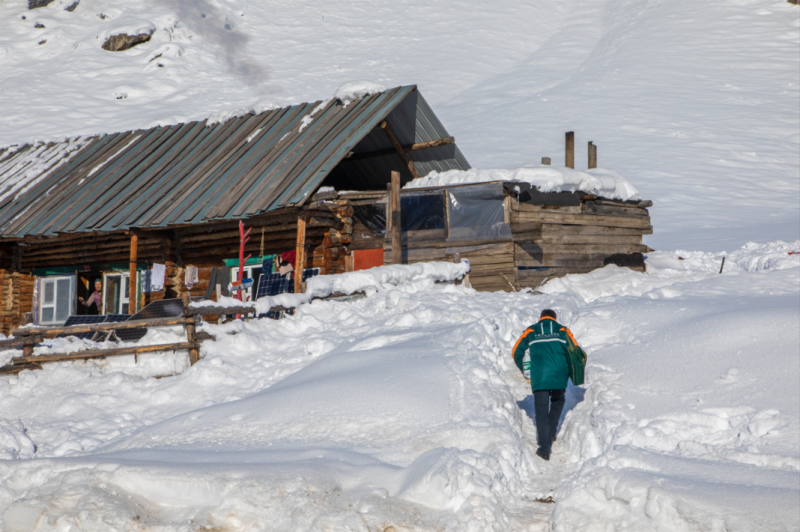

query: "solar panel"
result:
(59, 315), (106, 339)
(303, 268), (321, 282)
(256, 272), (293, 299)
(255, 269), (321, 300)
(104, 314), (132, 323)
(63, 315), (106, 325)
(116, 297), (203, 342)
(254, 269), (320, 319)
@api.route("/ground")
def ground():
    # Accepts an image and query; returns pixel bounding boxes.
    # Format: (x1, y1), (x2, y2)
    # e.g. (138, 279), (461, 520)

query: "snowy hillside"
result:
(1, 0), (798, 250)
(1, 243), (798, 530)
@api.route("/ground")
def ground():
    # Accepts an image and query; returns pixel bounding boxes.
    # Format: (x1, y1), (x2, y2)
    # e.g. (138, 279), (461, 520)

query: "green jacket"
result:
(512, 317), (584, 391)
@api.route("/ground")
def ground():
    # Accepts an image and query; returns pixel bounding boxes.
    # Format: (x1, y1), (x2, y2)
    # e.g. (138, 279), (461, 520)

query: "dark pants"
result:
(533, 389), (565, 455)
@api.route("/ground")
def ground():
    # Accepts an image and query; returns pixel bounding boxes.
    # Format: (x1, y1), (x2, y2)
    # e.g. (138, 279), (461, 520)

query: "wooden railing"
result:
(0, 295), (215, 375)
(0, 293), (339, 375)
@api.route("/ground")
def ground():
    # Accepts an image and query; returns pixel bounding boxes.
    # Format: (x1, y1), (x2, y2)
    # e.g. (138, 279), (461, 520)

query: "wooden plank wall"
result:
(383, 231), (517, 292)
(379, 195), (651, 293)
(511, 197), (652, 288)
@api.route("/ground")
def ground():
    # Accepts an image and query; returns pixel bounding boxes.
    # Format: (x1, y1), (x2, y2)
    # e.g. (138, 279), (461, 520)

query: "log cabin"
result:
(0, 85), (652, 334)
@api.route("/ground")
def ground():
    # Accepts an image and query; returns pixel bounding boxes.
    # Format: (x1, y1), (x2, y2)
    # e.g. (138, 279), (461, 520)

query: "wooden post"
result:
(565, 131), (575, 169)
(182, 294), (199, 365)
(588, 141), (597, 169)
(22, 337), (34, 358)
(295, 215), (307, 294)
(541, 157), (551, 165)
(381, 121), (422, 181)
(129, 233), (138, 314)
(390, 171), (402, 265)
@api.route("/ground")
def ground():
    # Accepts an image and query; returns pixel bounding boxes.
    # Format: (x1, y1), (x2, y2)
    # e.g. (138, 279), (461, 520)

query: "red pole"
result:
(237, 221), (251, 302)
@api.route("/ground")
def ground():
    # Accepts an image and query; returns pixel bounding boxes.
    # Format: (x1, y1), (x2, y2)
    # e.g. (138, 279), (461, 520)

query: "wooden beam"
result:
(129, 233), (138, 314)
(346, 137), (455, 160)
(128, 228), (175, 240)
(390, 171), (402, 265)
(12, 316), (199, 338)
(295, 215), (307, 293)
(565, 131), (575, 169)
(588, 141), (597, 169)
(11, 342), (199, 365)
(380, 121), (422, 180)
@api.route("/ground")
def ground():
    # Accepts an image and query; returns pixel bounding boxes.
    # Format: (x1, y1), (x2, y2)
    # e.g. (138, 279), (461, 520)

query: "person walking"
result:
(512, 309), (585, 461)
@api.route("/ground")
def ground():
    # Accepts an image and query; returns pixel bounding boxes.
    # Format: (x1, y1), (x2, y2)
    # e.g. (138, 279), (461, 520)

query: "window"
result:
(39, 276), (74, 325)
(230, 265), (264, 302)
(401, 192), (446, 232)
(352, 203), (386, 236)
(104, 273), (130, 314)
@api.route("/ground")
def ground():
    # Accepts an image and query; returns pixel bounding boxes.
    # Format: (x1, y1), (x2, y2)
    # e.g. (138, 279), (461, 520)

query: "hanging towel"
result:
(204, 266), (231, 299)
(185, 265), (199, 290)
(141, 269), (152, 293)
(151, 263), (166, 291)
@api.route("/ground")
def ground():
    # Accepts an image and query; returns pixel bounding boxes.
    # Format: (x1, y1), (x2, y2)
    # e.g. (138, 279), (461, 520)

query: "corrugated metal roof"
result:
(0, 85), (470, 239)
(322, 90), (470, 190)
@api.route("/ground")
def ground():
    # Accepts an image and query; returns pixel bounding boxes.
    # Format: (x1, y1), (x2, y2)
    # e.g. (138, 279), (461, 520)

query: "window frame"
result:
(230, 264), (264, 302)
(103, 272), (130, 315)
(38, 275), (75, 325)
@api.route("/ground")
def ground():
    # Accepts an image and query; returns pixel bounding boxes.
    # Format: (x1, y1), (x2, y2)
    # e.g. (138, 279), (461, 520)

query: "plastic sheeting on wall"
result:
(446, 183), (511, 241)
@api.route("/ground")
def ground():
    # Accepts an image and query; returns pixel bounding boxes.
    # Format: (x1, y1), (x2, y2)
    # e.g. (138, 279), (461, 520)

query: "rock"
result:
(28, 0), (55, 8)
(34, 23), (45, 28)
(102, 31), (153, 52)
(65, 1), (79, 12)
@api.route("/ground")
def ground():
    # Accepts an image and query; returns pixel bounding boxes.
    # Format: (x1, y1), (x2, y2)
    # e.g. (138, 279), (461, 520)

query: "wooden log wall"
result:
(0, 270), (35, 336)
(9, 207), (339, 270)
(0, 205), (352, 331)
(167, 262), (222, 299)
(310, 200), (353, 275)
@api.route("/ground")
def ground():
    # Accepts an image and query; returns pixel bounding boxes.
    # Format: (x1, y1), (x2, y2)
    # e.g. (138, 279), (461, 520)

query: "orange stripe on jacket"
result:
(560, 327), (579, 347)
(512, 328), (535, 360)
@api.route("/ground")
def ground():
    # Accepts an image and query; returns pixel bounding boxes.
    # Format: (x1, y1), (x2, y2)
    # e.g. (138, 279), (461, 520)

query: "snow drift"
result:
(0, 243), (798, 530)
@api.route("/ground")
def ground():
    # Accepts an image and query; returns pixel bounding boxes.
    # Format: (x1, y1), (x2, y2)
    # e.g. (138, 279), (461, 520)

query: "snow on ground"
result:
(1, 0), (797, 250)
(1, 243), (798, 531)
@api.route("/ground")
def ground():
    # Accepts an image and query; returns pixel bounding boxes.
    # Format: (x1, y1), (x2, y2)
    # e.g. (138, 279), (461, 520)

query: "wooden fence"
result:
(0, 278), (463, 376)
(0, 295), (254, 375)
(0, 291), (368, 375)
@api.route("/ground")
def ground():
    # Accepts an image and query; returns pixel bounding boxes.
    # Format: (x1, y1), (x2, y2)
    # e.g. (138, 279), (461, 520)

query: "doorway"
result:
(76, 272), (103, 316)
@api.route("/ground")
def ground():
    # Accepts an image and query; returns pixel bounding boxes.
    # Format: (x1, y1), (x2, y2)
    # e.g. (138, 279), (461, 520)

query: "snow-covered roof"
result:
(405, 166), (642, 202)
(0, 86), (469, 239)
